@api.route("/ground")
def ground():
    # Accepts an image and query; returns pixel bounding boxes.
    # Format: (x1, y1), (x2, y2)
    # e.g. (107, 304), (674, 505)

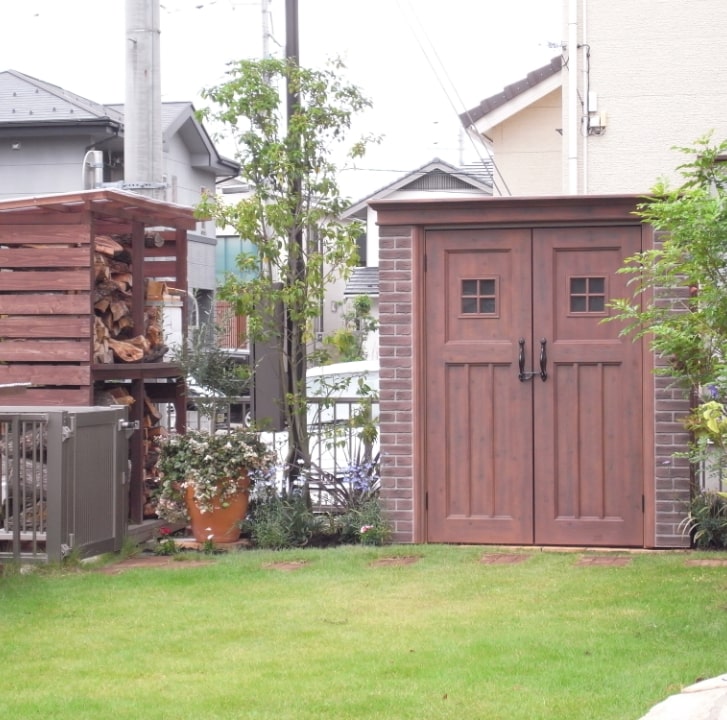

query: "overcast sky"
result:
(1, 0), (562, 199)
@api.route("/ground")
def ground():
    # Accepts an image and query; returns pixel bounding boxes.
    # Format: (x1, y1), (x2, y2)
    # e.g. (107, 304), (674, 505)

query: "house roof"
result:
(459, 56), (563, 129)
(343, 157), (493, 218)
(107, 100), (238, 177)
(0, 69), (238, 177)
(344, 266), (379, 297)
(0, 69), (124, 126)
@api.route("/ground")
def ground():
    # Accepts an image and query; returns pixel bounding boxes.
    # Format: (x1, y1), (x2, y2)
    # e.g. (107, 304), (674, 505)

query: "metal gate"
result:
(0, 406), (130, 563)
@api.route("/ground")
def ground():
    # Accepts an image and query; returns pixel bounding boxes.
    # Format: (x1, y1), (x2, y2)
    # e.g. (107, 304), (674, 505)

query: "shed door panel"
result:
(425, 229), (533, 544)
(424, 226), (644, 547)
(532, 227), (643, 546)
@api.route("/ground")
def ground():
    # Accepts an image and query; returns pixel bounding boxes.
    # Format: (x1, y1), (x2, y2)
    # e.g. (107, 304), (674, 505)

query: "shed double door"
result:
(424, 226), (644, 546)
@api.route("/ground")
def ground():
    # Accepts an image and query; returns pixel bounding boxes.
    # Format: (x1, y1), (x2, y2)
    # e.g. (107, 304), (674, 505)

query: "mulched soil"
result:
(369, 555), (421, 567)
(684, 558), (727, 567)
(575, 556), (632, 567)
(96, 556), (213, 574)
(480, 553), (531, 565)
(262, 560), (309, 571)
(92, 549), (727, 574)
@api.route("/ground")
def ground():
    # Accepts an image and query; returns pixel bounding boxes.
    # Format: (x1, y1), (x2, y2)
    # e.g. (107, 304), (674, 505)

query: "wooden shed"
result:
(372, 195), (692, 549)
(0, 189), (197, 523)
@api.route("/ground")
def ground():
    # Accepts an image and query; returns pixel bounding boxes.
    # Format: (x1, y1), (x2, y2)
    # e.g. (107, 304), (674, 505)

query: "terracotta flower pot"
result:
(184, 478), (250, 543)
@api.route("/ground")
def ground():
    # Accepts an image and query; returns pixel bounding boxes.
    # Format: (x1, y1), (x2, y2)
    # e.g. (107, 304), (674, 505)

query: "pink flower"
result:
(360, 525), (374, 534)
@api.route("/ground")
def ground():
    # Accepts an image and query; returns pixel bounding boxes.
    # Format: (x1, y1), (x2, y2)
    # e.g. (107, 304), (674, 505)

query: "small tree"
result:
(197, 57), (375, 481)
(610, 135), (727, 486)
(324, 294), (378, 363)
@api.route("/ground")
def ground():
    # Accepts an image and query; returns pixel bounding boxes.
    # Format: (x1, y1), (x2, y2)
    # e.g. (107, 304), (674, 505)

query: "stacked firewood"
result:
(93, 235), (168, 364)
(94, 384), (170, 517)
(0, 428), (48, 531)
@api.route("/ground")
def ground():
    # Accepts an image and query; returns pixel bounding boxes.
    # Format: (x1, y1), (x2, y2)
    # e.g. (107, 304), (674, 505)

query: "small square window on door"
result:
(461, 278), (497, 315)
(569, 276), (606, 313)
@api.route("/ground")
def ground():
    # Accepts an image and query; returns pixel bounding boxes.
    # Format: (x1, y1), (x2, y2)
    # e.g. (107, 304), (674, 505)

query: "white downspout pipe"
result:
(581, 0), (588, 193)
(568, 0), (578, 194)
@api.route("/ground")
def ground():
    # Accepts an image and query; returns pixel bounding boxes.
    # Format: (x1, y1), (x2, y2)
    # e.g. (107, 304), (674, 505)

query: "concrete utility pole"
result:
(262, 0), (273, 60)
(125, 0), (164, 199)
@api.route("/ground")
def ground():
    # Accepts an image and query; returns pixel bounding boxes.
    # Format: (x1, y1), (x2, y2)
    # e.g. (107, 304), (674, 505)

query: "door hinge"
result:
(642, 495), (645, 513)
(425, 491), (428, 510)
(423, 254), (427, 272)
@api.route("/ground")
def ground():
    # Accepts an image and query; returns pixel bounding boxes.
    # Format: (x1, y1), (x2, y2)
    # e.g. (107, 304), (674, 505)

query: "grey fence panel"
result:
(0, 406), (129, 563)
(65, 407), (129, 559)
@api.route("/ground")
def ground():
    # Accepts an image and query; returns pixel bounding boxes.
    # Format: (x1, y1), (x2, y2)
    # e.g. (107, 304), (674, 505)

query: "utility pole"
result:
(261, 0), (273, 60)
(125, 0), (164, 199)
(284, 0), (307, 483)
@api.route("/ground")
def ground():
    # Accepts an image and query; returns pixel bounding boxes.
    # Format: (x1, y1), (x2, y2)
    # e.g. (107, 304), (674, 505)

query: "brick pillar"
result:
(653, 353), (692, 547)
(650, 234), (693, 548)
(378, 225), (415, 542)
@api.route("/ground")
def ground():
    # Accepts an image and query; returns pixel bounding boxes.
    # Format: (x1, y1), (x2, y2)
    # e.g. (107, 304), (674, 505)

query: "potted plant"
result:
(156, 428), (277, 543)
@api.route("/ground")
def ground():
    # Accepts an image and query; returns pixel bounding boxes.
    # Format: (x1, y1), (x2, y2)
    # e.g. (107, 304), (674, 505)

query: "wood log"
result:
(145, 306), (164, 347)
(143, 344), (168, 363)
(94, 297), (111, 313)
(127, 335), (151, 355)
(144, 395), (162, 421)
(93, 317), (112, 363)
(94, 234), (125, 256)
(116, 316), (135, 334)
(145, 279), (167, 301)
(107, 338), (144, 363)
(111, 272), (133, 291)
(109, 300), (131, 323)
(109, 258), (131, 274)
(106, 386), (135, 406)
(94, 253), (111, 282)
(94, 279), (131, 304)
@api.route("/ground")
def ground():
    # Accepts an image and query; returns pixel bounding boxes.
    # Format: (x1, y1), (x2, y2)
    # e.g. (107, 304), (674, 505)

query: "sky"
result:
(0, 0), (563, 200)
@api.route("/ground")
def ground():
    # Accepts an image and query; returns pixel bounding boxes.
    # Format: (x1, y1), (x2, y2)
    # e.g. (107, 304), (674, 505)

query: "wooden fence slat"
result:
(0, 225), (88, 243)
(0, 316), (90, 338)
(0, 364), (90, 385)
(0, 270), (90, 291)
(0, 387), (92, 405)
(0, 294), (90, 314)
(141, 261), (177, 280)
(0, 247), (90, 267)
(0, 340), (90, 362)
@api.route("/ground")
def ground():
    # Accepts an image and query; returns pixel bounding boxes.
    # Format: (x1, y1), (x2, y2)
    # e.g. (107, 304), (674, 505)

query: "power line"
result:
(395, 0), (512, 196)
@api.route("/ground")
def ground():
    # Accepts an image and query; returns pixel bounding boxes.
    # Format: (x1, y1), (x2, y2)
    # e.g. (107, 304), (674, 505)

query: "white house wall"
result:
(0, 136), (93, 199)
(564, 0), (727, 194)
(186, 232), (216, 294)
(163, 131), (217, 239)
(485, 90), (562, 196)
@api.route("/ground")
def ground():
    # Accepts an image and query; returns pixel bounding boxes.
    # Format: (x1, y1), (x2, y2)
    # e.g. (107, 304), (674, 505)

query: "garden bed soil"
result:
(369, 555), (421, 567)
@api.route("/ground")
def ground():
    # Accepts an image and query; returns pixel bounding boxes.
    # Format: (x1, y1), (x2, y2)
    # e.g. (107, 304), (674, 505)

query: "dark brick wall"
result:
(378, 226), (415, 542)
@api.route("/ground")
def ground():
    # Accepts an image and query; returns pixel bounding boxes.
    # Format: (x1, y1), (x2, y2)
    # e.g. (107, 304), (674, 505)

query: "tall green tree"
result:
(197, 57), (375, 480)
(610, 135), (727, 473)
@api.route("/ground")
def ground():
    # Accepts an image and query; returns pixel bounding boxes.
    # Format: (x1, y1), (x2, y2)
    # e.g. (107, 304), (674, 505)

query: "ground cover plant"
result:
(1, 545), (726, 720)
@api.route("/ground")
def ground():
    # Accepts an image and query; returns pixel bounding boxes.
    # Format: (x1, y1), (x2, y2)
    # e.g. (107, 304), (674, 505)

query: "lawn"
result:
(1, 545), (725, 720)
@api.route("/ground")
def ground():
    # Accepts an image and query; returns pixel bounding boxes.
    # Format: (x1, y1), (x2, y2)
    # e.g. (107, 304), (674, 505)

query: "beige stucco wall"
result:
(564, 0), (727, 194)
(487, 89), (563, 196)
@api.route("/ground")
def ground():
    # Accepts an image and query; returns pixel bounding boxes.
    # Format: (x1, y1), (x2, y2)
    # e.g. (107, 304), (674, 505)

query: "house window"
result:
(569, 276), (606, 313)
(461, 278), (497, 315)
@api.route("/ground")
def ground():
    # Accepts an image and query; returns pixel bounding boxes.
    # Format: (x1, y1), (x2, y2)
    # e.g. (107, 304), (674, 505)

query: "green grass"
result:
(1, 545), (726, 719)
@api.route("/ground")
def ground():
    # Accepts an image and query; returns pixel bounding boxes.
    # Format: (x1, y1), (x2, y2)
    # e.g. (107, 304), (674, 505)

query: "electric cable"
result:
(395, 0), (512, 196)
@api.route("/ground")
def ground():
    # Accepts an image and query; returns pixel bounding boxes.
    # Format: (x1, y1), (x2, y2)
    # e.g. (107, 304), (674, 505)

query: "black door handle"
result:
(539, 338), (548, 381)
(518, 337), (548, 382)
(518, 338), (526, 380)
